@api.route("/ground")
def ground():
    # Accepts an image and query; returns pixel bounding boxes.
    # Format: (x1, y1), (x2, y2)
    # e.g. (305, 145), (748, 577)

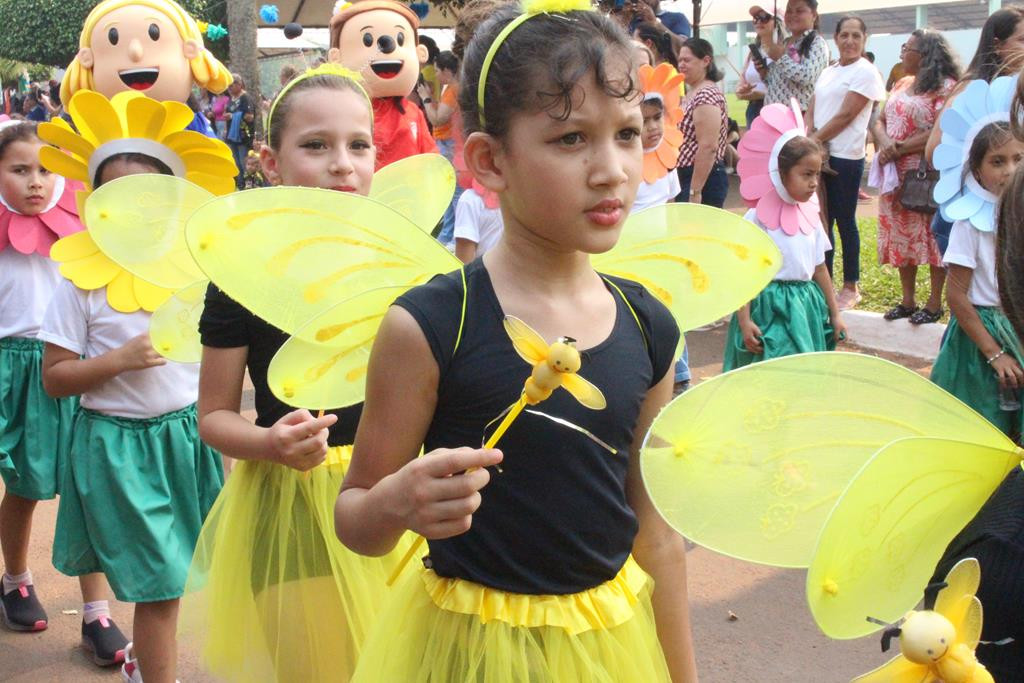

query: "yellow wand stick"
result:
(385, 316), (606, 586)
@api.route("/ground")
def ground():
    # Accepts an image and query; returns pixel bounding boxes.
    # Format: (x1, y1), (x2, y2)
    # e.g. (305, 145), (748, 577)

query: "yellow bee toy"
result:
(506, 317), (606, 409)
(854, 558), (995, 683)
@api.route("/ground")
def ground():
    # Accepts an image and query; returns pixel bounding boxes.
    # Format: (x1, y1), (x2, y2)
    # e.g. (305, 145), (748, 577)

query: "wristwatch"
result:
(423, 97), (433, 104)
(689, 189), (702, 197)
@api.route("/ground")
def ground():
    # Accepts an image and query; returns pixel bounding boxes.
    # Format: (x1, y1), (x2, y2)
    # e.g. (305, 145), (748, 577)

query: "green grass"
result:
(725, 93), (747, 128)
(832, 217), (949, 321)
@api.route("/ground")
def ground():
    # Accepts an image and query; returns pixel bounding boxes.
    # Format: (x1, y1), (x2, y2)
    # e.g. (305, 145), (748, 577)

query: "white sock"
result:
(83, 600), (110, 625)
(2, 570), (32, 595)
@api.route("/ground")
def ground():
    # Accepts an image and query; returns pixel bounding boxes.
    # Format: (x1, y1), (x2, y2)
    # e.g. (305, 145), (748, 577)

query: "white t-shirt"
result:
(38, 280), (200, 418)
(744, 209), (829, 281)
(743, 53), (772, 95)
(453, 189), (504, 256)
(943, 219), (999, 307)
(633, 170), (681, 213)
(812, 58), (885, 161)
(0, 250), (63, 340)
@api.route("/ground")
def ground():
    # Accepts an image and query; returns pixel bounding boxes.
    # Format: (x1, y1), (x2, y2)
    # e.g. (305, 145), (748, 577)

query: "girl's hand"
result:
(388, 447), (503, 539)
(991, 353), (1024, 390)
(266, 408), (339, 471)
(740, 320), (764, 354)
(832, 315), (848, 343)
(114, 333), (167, 371)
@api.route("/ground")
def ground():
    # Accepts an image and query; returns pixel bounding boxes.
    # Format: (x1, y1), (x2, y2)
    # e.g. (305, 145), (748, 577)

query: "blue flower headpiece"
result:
(932, 75), (1018, 232)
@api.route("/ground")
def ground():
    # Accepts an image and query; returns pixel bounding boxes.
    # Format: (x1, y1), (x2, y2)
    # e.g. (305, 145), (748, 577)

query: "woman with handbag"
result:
(872, 29), (960, 325)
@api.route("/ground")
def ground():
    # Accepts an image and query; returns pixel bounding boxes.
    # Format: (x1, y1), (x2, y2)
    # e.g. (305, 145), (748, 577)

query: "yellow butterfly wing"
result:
(370, 154), (456, 233)
(934, 557), (980, 620)
(561, 373), (607, 410)
(592, 203), (781, 332)
(185, 186), (459, 338)
(850, 655), (933, 683)
(84, 174), (212, 290)
(807, 438), (1019, 640)
(502, 316), (549, 366)
(148, 279), (208, 363)
(267, 286), (407, 409)
(640, 352), (1013, 570)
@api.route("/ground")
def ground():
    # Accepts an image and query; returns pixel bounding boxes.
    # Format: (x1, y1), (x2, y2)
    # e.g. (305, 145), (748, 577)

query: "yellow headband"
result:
(267, 64), (372, 147)
(477, 0), (593, 128)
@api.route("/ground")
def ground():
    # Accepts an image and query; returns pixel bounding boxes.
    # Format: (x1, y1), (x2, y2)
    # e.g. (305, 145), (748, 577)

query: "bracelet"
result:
(987, 348), (1006, 365)
(689, 189), (702, 197)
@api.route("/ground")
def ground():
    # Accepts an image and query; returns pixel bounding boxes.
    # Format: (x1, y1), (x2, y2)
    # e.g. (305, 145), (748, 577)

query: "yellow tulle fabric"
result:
(181, 446), (412, 682)
(353, 559), (670, 682)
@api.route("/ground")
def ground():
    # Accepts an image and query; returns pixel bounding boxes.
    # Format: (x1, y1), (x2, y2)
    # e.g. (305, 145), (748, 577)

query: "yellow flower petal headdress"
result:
(38, 89), (237, 313)
(638, 63), (685, 184)
(477, 0), (593, 128)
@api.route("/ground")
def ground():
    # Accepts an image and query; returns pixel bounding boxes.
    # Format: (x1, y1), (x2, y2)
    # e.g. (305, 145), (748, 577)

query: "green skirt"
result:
(53, 405), (224, 602)
(930, 307), (1024, 438)
(723, 280), (835, 372)
(0, 337), (77, 500)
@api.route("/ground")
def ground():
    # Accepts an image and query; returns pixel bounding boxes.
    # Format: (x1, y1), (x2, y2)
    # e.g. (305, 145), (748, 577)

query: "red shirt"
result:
(372, 97), (438, 170)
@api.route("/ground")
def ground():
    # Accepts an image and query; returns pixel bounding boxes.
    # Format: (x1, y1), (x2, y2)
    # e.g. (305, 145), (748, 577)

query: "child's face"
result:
(782, 152), (821, 203)
(976, 138), (1024, 195)
(97, 157), (164, 186)
(261, 87), (375, 195)
(641, 101), (664, 151)
(0, 139), (58, 216)
(495, 65), (643, 254)
(245, 156), (261, 174)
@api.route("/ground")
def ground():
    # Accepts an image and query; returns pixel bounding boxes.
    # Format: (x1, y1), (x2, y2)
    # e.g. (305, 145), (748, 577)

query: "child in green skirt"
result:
(724, 134), (847, 370)
(39, 150), (223, 682)
(931, 122), (1024, 439)
(0, 121), (127, 665)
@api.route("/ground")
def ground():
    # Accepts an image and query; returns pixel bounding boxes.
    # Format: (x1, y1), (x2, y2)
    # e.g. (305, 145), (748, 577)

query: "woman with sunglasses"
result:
(736, 7), (787, 128)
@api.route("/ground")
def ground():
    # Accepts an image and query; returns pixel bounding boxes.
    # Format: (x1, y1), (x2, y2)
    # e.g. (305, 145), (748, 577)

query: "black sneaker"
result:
(82, 616), (128, 666)
(0, 583), (48, 631)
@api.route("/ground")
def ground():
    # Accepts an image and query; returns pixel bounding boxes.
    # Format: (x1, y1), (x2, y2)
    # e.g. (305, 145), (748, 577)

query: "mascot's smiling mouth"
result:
(118, 68), (160, 90)
(369, 60), (403, 79)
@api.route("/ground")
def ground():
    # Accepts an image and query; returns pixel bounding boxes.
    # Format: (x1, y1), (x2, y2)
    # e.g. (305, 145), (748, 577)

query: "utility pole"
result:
(226, 0), (262, 136)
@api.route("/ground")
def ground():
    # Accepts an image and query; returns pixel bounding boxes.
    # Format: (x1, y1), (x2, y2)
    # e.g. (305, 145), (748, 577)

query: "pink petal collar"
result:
(0, 177), (84, 258)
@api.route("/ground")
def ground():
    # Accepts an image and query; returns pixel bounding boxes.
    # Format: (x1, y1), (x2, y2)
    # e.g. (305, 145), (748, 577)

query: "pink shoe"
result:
(837, 288), (862, 311)
(858, 189), (871, 201)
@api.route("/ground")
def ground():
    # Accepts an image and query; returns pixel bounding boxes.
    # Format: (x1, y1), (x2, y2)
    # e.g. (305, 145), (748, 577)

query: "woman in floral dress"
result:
(872, 29), (960, 325)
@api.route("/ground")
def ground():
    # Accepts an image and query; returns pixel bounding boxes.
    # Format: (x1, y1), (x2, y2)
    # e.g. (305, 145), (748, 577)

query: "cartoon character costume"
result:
(61, 0), (232, 137)
(328, 0), (438, 169)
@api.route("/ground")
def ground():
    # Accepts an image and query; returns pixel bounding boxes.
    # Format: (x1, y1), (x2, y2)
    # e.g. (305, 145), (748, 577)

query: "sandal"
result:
(883, 304), (918, 321)
(909, 307), (943, 325)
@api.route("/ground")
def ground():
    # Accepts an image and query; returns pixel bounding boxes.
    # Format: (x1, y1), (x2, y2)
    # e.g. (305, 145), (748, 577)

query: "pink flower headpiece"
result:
(737, 99), (822, 236)
(0, 117), (84, 257)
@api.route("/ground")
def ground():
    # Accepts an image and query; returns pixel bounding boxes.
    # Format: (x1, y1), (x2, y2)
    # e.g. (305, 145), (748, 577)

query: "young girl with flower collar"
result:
(336, 2), (697, 681)
(726, 102), (846, 370)
(931, 121), (1024, 438)
(0, 121), (129, 666)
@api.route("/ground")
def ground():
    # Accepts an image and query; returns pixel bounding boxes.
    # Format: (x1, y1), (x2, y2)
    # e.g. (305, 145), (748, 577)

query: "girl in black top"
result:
(182, 66), (407, 682)
(336, 4), (697, 681)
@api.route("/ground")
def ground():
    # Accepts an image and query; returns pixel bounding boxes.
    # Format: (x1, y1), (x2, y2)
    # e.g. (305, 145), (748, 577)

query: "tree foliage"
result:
(0, 0), (223, 68)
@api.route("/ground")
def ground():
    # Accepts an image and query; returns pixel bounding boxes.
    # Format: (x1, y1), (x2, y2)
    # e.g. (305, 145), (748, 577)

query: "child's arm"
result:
(628, 368), (698, 683)
(196, 345), (338, 469)
(812, 264), (847, 341)
(336, 306), (502, 556)
(455, 238), (479, 264)
(736, 302), (763, 354)
(947, 264), (1023, 389)
(42, 334), (165, 398)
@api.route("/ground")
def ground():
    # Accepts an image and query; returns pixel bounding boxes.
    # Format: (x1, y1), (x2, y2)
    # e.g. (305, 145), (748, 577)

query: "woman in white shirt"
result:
(806, 15), (884, 310)
(736, 7), (786, 128)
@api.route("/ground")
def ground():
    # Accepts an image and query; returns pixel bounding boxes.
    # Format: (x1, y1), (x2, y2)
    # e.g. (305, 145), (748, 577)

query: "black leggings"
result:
(823, 156), (864, 284)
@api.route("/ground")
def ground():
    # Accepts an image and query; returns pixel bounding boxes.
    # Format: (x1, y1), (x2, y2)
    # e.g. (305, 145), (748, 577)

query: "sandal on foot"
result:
(909, 307), (943, 325)
(0, 583), (47, 631)
(883, 304), (919, 321)
(82, 616), (128, 666)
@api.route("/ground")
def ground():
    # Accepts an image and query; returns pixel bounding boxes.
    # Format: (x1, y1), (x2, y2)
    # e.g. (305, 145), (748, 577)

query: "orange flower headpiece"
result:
(638, 63), (684, 184)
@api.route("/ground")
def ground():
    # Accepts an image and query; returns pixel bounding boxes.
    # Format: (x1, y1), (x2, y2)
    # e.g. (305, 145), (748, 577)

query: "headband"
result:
(477, 0), (593, 128)
(267, 64), (372, 148)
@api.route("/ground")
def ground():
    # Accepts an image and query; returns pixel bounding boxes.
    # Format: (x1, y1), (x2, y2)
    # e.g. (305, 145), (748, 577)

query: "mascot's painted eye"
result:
(396, 32), (405, 46)
(148, 23), (160, 40)
(362, 32), (373, 47)
(108, 27), (119, 45)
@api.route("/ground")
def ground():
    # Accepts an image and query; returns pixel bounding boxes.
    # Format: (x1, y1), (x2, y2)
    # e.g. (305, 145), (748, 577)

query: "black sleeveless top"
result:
(395, 259), (679, 594)
(199, 283), (363, 445)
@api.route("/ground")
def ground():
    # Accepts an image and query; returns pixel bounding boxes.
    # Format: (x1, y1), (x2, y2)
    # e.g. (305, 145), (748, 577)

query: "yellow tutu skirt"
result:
(352, 556), (671, 682)
(181, 446), (411, 682)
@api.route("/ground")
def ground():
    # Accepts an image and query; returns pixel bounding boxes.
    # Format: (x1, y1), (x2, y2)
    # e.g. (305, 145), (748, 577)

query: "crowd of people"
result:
(1, 0), (1024, 681)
